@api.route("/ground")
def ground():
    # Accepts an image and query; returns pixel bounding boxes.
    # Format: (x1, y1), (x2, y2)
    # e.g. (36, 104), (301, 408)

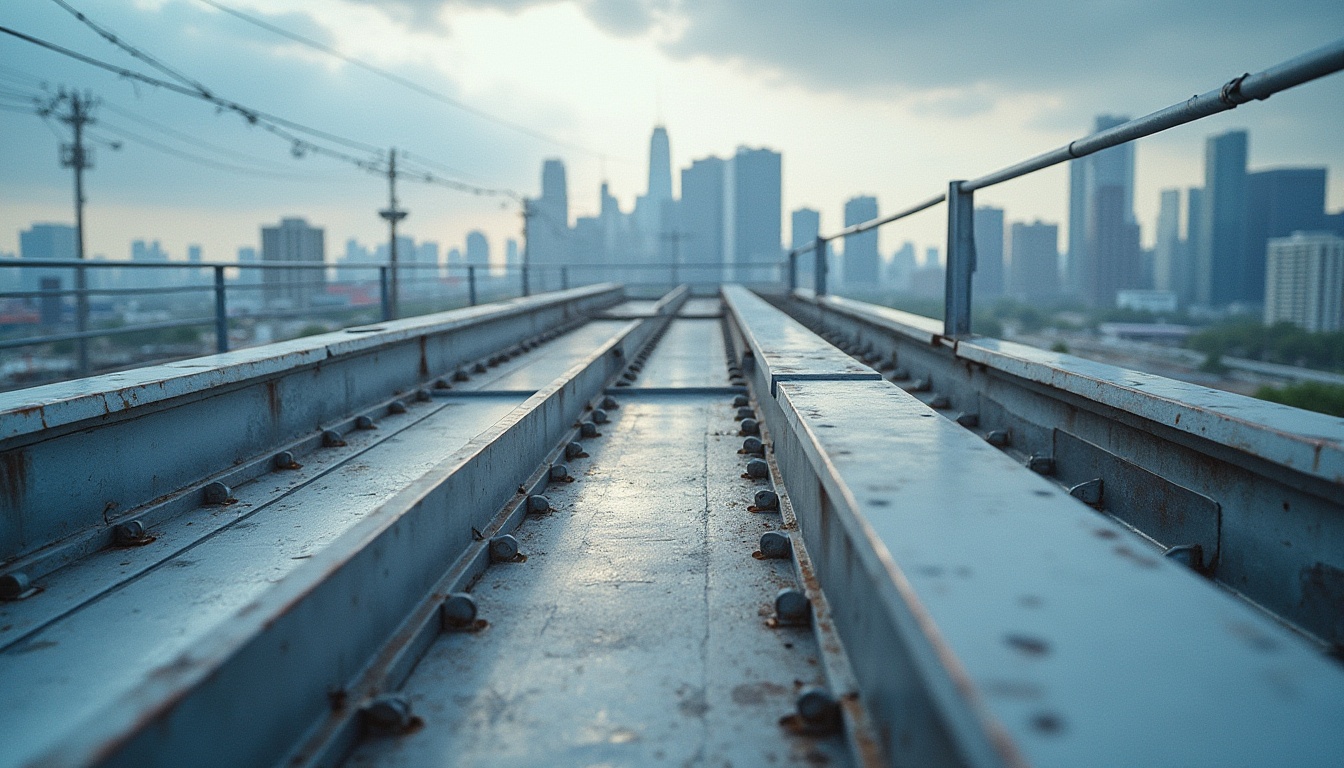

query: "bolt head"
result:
(204, 481), (231, 504)
(564, 441), (585, 459)
(600, 396), (619, 410)
(754, 489), (779, 509)
(796, 687), (840, 725)
(0, 572), (32, 600)
(453, 370), (470, 382)
(759, 531), (791, 559)
(739, 418), (760, 436)
(441, 593), (478, 627)
(732, 395), (749, 407)
(362, 696), (413, 733)
(591, 408), (609, 424)
(113, 519), (146, 544)
(986, 430), (1010, 447)
(775, 588), (811, 623)
(388, 400), (408, 415)
(735, 407), (755, 421)
(741, 436), (764, 455)
(416, 389), (432, 402)
(526, 494), (551, 514)
(549, 463), (570, 481)
(954, 412), (979, 428)
(745, 458), (770, 479)
(579, 420), (599, 438)
(1028, 455), (1055, 475)
(489, 534), (520, 562)
(355, 415), (376, 430)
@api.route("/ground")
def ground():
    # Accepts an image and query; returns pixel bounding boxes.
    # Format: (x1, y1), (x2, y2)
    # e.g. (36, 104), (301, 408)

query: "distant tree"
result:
(1255, 381), (1344, 417)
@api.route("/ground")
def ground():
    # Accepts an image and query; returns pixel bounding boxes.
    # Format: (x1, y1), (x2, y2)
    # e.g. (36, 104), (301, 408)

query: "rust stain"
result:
(265, 380), (281, 421)
(0, 448), (28, 509)
(418, 336), (429, 378)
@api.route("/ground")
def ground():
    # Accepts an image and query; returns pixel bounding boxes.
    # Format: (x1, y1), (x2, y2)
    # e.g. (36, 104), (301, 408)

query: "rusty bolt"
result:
(416, 389), (432, 402)
(549, 464), (570, 482)
(986, 430), (1010, 447)
(453, 369), (470, 382)
(388, 400), (408, 415)
(1164, 544), (1205, 571)
(775, 588), (811, 624)
(600, 395), (619, 410)
(355, 415), (376, 430)
(441, 593), (478, 629)
(0, 572), (32, 600)
(732, 394), (749, 407)
(735, 406), (755, 421)
(622, 371), (637, 382)
(630, 362), (643, 372)
(273, 451), (300, 470)
(579, 420), (600, 438)
(741, 436), (765, 455)
(591, 408), (609, 424)
(796, 687), (840, 729)
(322, 429), (346, 447)
(1028, 455), (1055, 475)
(745, 458), (770, 479)
(434, 378), (451, 389)
(954, 412), (979, 428)
(754, 489), (779, 509)
(489, 534), (520, 563)
(564, 441), (586, 459)
(739, 418), (760, 436)
(759, 531), (791, 559)
(526, 494), (551, 514)
(204, 481), (232, 504)
(112, 519), (147, 545)
(361, 695), (415, 735)
(472, 362), (487, 374)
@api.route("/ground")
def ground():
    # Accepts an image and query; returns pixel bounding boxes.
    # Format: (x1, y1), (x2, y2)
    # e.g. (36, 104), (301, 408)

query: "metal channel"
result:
(778, 290), (1344, 650)
(0, 287), (684, 767)
(724, 286), (1344, 767)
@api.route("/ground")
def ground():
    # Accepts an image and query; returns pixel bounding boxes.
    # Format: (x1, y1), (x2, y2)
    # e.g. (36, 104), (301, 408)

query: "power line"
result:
(93, 121), (328, 180)
(193, 0), (604, 160)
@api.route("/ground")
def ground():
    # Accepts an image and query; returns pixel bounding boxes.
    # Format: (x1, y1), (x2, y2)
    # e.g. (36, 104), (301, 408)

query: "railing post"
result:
(74, 263), (90, 376)
(944, 180), (976, 337)
(468, 265), (478, 306)
(213, 265), (229, 353)
(561, 266), (569, 291)
(787, 251), (798, 292)
(813, 236), (827, 296)
(379, 266), (392, 322)
(521, 265), (530, 297)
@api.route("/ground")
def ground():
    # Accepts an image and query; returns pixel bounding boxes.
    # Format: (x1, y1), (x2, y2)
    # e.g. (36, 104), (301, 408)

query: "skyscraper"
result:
(465, 231), (490, 267)
(526, 159), (570, 290)
(680, 157), (726, 280)
(1264, 231), (1344, 332)
(973, 206), (1005, 299)
(842, 196), (879, 287)
(724, 147), (782, 282)
(1196, 130), (1249, 306)
(19, 224), (76, 293)
(1154, 190), (1182, 294)
(261, 217), (325, 307)
(1066, 115), (1135, 301)
(1245, 168), (1327, 304)
(1008, 220), (1060, 301)
(790, 207), (821, 287)
(647, 126), (673, 206)
(1087, 185), (1142, 306)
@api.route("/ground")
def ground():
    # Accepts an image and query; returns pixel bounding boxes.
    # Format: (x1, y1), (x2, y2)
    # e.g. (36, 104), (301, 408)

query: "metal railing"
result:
(786, 37), (1344, 337)
(0, 257), (786, 386)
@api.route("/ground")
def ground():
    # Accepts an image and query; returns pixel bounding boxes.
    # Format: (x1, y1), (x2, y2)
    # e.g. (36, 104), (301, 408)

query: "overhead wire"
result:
(90, 120), (322, 179)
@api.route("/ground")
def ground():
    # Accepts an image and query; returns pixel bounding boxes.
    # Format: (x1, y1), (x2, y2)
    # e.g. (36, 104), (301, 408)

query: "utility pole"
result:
(41, 89), (98, 376)
(378, 148), (408, 319)
(659, 231), (690, 286)
(519, 200), (532, 297)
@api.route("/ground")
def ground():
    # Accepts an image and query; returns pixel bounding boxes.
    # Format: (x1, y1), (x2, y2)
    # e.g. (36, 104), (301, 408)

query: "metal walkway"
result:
(1, 284), (1343, 767)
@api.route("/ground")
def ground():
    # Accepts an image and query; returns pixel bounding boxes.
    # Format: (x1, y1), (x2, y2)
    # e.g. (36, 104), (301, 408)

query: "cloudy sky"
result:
(1, 0), (1341, 267)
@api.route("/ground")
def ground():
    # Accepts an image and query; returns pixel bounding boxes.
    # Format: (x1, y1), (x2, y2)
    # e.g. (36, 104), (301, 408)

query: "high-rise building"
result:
(505, 239), (519, 270)
(1066, 115), (1135, 299)
(1196, 130), (1249, 306)
(680, 157), (726, 280)
(842, 196), (879, 287)
(1264, 231), (1344, 332)
(973, 206), (1005, 299)
(465, 231), (490, 267)
(1008, 220), (1060, 301)
(884, 241), (916, 291)
(1087, 185), (1142, 306)
(526, 159), (570, 290)
(790, 208), (821, 287)
(1245, 168), (1327, 304)
(19, 224), (77, 294)
(1154, 190), (1181, 293)
(261, 217), (325, 307)
(647, 126), (673, 206)
(724, 147), (782, 282)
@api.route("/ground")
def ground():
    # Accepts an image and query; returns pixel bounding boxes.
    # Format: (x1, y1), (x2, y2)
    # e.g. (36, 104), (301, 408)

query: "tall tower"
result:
(647, 126), (673, 205)
(1066, 115), (1135, 302)
(1196, 130), (1248, 306)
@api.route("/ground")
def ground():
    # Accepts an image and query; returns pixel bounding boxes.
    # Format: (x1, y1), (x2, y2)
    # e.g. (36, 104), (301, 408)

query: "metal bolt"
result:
(489, 534), (520, 562)
(1164, 544), (1205, 571)
(441, 592), (478, 629)
(622, 371), (637, 382)
(741, 436), (765, 455)
(796, 686), (840, 728)
(735, 406), (755, 421)
(986, 430), (1010, 447)
(388, 400), (408, 415)
(204, 481), (232, 504)
(929, 394), (950, 409)
(591, 408), (609, 424)
(890, 367), (910, 381)
(630, 363), (643, 372)
(274, 451), (300, 470)
(0, 572), (32, 600)
(600, 395), (619, 410)
(745, 458), (770, 479)
(549, 463), (570, 481)
(1069, 478), (1103, 505)
(473, 362), (487, 374)
(759, 531), (791, 559)
(754, 489), (779, 509)
(488, 355), (502, 367)
(526, 494), (551, 514)
(954, 412), (979, 428)
(775, 588), (811, 624)
(739, 418), (760, 436)
(579, 420), (599, 438)
(355, 415), (376, 430)
(1028, 455), (1055, 475)
(732, 394), (749, 407)
(453, 369), (470, 382)
(434, 378), (451, 389)
(322, 429), (346, 447)
(112, 519), (146, 545)
(911, 377), (931, 392)
(565, 441), (586, 459)
(416, 389), (432, 402)
(361, 695), (414, 734)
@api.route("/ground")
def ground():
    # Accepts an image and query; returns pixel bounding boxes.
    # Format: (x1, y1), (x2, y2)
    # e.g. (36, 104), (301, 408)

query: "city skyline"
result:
(2, 1), (1342, 270)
